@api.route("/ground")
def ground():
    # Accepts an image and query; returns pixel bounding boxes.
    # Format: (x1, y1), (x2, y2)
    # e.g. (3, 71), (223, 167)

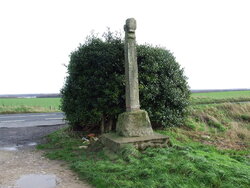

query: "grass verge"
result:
(38, 125), (250, 187)
(185, 103), (250, 149)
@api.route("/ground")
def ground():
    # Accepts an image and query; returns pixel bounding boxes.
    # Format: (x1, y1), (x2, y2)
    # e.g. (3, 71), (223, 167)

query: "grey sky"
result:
(0, 0), (249, 94)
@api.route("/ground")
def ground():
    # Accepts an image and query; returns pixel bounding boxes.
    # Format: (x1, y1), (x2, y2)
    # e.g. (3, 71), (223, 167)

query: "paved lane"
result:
(0, 112), (65, 128)
(0, 112), (66, 148)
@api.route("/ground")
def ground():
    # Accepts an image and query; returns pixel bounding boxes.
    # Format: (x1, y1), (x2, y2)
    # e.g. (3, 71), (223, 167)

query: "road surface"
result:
(0, 112), (66, 148)
(0, 112), (65, 128)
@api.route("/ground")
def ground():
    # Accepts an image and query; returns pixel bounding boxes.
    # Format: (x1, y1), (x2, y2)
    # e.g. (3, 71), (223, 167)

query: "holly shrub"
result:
(61, 31), (190, 132)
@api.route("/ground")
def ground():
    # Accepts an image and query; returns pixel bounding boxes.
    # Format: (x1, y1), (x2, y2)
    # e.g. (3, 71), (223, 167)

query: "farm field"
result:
(1, 91), (250, 113)
(0, 98), (61, 114)
(192, 90), (250, 99)
(191, 90), (250, 104)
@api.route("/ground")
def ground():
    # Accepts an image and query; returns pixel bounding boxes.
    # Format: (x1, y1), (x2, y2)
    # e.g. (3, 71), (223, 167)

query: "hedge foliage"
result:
(61, 31), (190, 131)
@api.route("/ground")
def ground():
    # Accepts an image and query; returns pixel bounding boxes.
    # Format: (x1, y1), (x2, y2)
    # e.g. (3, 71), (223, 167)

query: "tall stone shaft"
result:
(124, 18), (140, 112)
(116, 18), (153, 137)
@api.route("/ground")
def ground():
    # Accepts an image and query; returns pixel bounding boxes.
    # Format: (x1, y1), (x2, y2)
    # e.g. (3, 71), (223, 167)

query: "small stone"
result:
(201, 135), (211, 139)
(79, 146), (88, 149)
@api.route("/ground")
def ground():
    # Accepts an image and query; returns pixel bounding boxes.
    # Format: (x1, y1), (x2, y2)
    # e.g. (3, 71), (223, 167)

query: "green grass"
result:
(38, 127), (250, 188)
(0, 98), (61, 114)
(191, 90), (250, 104)
(37, 94), (250, 187)
(34, 91), (250, 187)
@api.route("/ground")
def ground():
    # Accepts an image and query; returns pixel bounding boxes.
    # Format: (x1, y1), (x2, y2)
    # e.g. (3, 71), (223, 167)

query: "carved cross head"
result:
(124, 18), (137, 39)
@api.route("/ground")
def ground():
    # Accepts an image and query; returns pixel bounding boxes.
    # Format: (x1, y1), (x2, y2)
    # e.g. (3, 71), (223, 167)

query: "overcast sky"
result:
(0, 0), (249, 94)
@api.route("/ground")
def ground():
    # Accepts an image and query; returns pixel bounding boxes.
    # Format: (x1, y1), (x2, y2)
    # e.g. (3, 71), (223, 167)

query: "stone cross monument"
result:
(100, 18), (169, 152)
(116, 18), (154, 137)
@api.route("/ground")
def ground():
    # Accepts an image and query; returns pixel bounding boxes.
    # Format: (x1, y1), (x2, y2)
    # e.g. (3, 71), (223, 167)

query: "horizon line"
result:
(0, 88), (250, 96)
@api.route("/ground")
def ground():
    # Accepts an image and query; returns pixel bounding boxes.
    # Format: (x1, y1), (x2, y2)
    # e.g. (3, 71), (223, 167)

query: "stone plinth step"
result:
(100, 132), (170, 152)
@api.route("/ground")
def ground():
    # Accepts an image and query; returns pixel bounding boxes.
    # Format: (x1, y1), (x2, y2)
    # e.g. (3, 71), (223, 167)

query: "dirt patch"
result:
(0, 148), (92, 188)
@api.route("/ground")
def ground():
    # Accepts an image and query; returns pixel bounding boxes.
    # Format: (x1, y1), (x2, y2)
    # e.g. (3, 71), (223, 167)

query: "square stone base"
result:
(100, 132), (170, 152)
(116, 110), (153, 137)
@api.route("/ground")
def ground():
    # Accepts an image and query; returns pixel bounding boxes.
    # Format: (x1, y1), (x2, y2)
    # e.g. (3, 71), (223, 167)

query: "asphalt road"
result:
(0, 112), (66, 149)
(0, 112), (65, 128)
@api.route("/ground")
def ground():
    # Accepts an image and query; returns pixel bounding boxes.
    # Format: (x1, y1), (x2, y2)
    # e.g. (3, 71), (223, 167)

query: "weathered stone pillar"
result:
(124, 18), (140, 112)
(116, 18), (153, 137)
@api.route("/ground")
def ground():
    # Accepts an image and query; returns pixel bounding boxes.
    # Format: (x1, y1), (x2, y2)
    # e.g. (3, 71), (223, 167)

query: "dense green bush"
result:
(61, 31), (190, 132)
